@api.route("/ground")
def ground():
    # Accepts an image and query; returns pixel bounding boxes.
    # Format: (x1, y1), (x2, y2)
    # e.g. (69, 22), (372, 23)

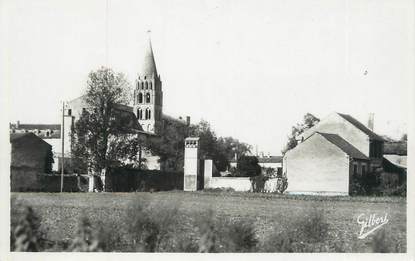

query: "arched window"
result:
(146, 93), (151, 103)
(141, 82), (144, 89)
(149, 82), (152, 89)
(145, 82), (148, 89)
(138, 93), (143, 103)
(137, 109), (142, 120)
(145, 108), (151, 120)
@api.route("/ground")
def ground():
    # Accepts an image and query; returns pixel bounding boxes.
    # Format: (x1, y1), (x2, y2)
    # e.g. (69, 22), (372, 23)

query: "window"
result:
(67, 109), (72, 116)
(150, 82), (153, 89)
(145, 108), (151, 120)
(362, 165), (367, 176)
(138, 93), (143, 103)
(353, 164), (358, 175)
(146, 93), (151, 103)
(145, 82), (148, 89)
(46, 131), (50, 137)
(137, 109), (142, 120)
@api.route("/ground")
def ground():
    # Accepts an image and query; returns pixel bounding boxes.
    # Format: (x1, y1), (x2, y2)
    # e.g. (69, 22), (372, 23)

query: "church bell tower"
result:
(133, 32), (163, 134)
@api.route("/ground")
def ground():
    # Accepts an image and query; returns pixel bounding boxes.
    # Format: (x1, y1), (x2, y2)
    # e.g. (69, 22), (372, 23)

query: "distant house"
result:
(284, 112), (385, 195)
(10, 133), (53, 191)
(381, 141), (407, 186)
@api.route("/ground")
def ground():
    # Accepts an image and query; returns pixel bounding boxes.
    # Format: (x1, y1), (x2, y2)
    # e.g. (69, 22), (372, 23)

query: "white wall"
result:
(284, 133), (350, 195)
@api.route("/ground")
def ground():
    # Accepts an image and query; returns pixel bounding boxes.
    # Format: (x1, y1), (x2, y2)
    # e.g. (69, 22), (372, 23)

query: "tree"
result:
(236, 155), (261, 177)
(144, 117), (189, 172)
(71, 67), (139, 180)
(400, 133), (407, 142)
(282, 113), (320, 154)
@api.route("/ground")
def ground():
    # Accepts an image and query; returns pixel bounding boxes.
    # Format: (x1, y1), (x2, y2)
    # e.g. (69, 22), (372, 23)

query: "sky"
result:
(3, 0), (414, 155)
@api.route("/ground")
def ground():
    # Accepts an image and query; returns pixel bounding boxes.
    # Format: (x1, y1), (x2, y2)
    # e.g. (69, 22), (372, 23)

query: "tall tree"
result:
(282, 113), (320, 154)
(71, 67), (137, 177)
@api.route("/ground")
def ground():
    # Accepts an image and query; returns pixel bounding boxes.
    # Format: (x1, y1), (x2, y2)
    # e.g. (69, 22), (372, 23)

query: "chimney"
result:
(186, 116), (191, 126)
(16, 120), (20, 128)
(367, 113), (374, 131)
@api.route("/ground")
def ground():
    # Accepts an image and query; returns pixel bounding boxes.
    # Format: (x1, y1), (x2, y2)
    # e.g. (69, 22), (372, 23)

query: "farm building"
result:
(10, 133), (53, 191)
(284, 112), (385, 195)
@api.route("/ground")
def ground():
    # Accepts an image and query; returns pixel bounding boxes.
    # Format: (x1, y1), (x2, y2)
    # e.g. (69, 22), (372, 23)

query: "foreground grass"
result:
(11, 191), (406, 252)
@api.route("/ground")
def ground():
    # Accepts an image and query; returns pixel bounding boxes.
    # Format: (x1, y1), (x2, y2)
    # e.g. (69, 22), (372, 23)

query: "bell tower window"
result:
(146, 93), (151, 103)
(138, 93), (143, 103)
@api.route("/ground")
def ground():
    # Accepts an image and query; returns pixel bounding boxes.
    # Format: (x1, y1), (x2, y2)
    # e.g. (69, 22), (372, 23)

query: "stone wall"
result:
(205, 177), (252, 191)
(10, 167), (87, 192)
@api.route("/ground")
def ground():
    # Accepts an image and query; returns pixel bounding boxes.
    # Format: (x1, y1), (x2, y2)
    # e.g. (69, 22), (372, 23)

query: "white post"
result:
(88, 174), (94, 192)
(184, 137), (199, 191)
(204, 159), (213, 189)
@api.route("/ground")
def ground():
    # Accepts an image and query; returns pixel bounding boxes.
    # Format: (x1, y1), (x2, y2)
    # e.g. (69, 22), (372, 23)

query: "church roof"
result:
(140, 37), (158, 78)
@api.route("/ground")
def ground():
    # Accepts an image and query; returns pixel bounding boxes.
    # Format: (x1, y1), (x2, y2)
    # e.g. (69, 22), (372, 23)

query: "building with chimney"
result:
(283, 112), (386, 195)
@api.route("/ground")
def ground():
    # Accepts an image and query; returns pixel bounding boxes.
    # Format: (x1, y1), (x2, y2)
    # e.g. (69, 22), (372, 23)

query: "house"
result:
(381, 140), (407, 186)
(10, 133), (53, 191)
(258, 156), (283, 173)
(283, 112), (385, 195)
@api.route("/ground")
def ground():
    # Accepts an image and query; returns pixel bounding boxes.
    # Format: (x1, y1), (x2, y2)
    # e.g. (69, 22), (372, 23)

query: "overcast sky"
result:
(4, 0), (413, 155)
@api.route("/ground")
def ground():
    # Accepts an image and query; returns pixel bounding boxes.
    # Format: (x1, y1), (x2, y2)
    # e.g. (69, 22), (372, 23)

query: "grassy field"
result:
(10, 191), (406, 252)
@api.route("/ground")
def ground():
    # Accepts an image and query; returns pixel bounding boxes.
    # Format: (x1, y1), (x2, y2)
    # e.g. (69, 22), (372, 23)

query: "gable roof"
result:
(10, 133), (52, 148)
(337, 113), (384, 141)
(317, 132), (369, 160)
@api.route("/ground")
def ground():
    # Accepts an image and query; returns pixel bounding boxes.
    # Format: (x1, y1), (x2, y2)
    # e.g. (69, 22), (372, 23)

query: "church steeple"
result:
(140, 31), (158, 78)
(133, 31), (163, 134)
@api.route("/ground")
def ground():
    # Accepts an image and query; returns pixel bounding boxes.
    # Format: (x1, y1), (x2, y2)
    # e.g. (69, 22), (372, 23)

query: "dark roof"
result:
(10, 133), (51, 147)
(10, 123), (61, 131)
(317, 132), (369, 160)
(337, 113), (384, 141)
(258, 156), (283, 163)
(384, 142), (407, 156)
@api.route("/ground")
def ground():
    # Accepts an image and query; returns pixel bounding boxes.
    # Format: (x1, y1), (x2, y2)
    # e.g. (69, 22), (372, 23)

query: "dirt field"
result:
(10, 191), (406, 252)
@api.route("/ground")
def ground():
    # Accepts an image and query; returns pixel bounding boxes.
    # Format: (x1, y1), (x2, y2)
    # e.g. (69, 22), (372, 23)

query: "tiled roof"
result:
(384, 142), (407, 156)
(10, 133), (51, 147)
(337, 113), (384, 141)
(258, 156), (283, 163)
(317, 132), (369, 160)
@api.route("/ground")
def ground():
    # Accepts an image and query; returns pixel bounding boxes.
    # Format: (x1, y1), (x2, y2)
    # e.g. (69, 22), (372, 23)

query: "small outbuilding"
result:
(10, 133), (53, 191)
(283, 132), (369, 195)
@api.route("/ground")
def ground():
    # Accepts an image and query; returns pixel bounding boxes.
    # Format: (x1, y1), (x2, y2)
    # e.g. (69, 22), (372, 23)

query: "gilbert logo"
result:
(357, 213), (389, 239)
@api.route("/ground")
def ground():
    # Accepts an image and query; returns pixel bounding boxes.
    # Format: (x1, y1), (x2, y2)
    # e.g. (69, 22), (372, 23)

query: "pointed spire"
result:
(140, 30), (158, 78)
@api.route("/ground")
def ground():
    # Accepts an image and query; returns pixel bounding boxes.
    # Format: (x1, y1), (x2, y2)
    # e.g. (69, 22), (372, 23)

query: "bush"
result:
(261, 207), (329, 252)
(125, 198), (179, 252)
(276, 176), (288, 194)
(11, 206), (43, 252)
(250, 174), (269, 193)
(196, 210), (258, 252)
(69, 215), (103, 252)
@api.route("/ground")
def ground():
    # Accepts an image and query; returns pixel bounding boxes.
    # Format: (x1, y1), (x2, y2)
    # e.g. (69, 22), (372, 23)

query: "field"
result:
(10, 191), (406, 252)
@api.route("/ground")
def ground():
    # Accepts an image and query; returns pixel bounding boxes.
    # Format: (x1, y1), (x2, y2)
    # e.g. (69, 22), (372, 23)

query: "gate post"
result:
(184, 137), (200, 191)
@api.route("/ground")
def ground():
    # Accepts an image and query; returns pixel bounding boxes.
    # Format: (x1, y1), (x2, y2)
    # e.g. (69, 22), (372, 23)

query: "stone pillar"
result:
(88, 175), (94, 192)
(184, 137), (200, 191)
(204, 159), (213, 189)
